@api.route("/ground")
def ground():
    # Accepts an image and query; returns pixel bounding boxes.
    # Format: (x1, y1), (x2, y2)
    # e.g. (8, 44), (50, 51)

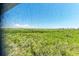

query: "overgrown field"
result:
(4, 28), (79, 56)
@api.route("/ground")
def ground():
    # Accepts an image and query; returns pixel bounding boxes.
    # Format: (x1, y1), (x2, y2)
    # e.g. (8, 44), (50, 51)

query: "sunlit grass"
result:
(4, 28), (79, 56)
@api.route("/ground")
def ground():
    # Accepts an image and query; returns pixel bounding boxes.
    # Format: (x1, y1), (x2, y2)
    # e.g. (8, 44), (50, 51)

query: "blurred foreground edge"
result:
(0, 3), (18, 56)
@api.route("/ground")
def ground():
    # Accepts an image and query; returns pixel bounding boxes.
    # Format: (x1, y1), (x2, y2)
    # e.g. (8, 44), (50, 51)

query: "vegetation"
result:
(4, 28), (79, 56)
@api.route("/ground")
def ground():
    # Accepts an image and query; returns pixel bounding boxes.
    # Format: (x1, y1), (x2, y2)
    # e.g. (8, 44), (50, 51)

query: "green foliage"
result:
(4, 28), (79, 56)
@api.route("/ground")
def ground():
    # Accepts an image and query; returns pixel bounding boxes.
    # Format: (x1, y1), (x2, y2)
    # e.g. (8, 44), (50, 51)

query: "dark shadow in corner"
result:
(0, 3), (5, 56)
(0, 3), (19, 56)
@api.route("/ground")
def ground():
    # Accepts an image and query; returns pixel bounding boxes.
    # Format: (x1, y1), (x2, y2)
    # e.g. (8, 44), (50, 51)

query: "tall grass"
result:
(4, 28), (79, 56)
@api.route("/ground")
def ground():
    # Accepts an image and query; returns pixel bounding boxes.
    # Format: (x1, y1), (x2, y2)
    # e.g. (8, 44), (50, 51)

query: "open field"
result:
(4, 28), (79, 56)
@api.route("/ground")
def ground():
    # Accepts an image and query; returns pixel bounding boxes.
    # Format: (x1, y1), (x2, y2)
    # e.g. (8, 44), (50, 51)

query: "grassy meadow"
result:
(3, 28), (79, 56)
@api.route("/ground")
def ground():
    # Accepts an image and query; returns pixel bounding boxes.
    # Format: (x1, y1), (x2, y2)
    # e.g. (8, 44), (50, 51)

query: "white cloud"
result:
(14, 24), (32, 28)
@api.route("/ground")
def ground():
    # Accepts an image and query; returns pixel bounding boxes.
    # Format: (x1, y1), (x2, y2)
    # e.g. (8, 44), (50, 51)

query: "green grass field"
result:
(4, 28), (79, 56)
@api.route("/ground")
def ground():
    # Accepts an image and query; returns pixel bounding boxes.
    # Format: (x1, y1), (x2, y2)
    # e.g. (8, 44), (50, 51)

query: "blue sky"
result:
(2, 3), (79, 28)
